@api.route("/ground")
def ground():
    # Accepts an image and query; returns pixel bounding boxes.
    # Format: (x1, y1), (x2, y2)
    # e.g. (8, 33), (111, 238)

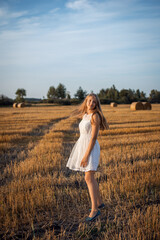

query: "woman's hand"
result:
(80, 155), (89, 167)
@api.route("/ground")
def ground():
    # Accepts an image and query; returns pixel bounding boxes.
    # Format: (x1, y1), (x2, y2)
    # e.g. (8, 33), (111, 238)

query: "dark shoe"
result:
(98, 203), (105, 209)
(89, 203), (105, 211)
(85, 210), (101, 222)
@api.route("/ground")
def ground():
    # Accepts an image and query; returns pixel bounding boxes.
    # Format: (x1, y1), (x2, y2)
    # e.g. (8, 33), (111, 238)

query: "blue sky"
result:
(0, 0), (160, 99)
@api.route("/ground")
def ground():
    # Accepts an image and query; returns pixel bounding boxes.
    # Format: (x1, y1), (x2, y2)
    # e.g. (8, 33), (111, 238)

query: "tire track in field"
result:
(32, 119), (81, 239)
(61, 120), (79, 170)
(0, 116), (73, 240)
(0, 116), (68, 185)
(5, 117), (80, 240)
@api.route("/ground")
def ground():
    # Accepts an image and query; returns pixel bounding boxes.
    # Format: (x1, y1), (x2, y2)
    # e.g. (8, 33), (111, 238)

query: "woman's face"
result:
(86, 96), (97, 111)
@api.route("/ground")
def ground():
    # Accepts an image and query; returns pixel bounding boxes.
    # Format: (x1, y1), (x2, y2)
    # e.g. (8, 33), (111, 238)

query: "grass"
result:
(0, 104), (160, 239)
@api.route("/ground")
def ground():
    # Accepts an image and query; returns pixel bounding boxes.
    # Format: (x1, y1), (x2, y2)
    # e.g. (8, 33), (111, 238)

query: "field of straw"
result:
(0, 104), (160, 240)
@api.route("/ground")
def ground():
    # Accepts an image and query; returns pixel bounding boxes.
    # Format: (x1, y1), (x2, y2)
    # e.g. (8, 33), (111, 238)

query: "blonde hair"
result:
(75, 93), (109, 130)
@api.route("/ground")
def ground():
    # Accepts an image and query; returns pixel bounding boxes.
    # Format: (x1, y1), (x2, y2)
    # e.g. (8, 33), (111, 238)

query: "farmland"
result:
(0, 104), (160, 239)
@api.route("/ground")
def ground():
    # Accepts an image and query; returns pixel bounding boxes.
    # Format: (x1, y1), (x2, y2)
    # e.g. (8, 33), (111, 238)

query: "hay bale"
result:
(110, 102), (117, 107)
(17, 102), (25, 108)
(130, 102), (143, 110)
(13, 103), (18, 108)
(142, 102), (152, 110)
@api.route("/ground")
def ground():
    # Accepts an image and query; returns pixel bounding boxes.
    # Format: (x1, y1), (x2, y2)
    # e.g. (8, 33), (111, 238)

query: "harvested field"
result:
(0, 104), (160, 239)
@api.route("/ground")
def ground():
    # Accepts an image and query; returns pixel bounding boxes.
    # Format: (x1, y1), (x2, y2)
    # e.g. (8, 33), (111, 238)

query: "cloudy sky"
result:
(0, 0), (160, 99)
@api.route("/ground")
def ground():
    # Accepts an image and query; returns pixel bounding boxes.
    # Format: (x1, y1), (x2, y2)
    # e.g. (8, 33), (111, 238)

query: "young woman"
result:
(66, 93), (109, 222)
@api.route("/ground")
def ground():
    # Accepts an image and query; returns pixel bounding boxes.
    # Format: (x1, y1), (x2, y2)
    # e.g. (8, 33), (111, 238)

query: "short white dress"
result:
(66, 113), (100, 172)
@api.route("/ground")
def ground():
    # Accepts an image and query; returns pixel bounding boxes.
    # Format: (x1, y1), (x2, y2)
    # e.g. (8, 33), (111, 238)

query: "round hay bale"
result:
(13, 103), (18, 108)
(17, 102), (25, 108)
(110, 102), (117, 107)
(130, 102), (143, 110)
(142, 102), (152, 110)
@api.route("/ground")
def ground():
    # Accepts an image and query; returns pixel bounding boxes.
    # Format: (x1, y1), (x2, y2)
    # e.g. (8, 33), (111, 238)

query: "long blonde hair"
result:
(76, 93), (109, 130)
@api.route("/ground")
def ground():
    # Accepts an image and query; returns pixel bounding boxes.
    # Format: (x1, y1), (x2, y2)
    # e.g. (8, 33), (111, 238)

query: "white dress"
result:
(66, 113), (100, 172)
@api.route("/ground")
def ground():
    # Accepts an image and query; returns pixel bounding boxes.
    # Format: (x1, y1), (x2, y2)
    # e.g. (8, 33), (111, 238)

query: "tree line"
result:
(0, 83), (160, 106)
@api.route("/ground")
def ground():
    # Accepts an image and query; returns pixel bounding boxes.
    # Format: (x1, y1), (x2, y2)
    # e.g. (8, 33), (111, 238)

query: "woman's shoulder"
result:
(92, 112), (100, 124)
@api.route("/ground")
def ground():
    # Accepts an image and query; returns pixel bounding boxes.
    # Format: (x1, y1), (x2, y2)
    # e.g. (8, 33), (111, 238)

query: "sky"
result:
(0, 0), (160, 99)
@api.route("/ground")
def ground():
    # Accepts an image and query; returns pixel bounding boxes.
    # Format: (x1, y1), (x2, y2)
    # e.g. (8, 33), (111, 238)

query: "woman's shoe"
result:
(85, 210), (101, 222)
(98, 203), (105, 209)
(89, 203), (105, 211)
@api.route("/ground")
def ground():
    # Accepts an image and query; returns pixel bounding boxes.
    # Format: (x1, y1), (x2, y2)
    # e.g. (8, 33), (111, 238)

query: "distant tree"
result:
(118, 88), (147, 103)
(149, 89), (160, 103)
(74, 87), (87, 101)
(98, 85), (119, 101)
(119, 89), (131, 103)
(98, 88), (106, 99)
(0, 94), (13, 106)
(47, 86), (57, 99)
(140, 91), (146, 101)
(66, 91), (71, 99)
(119, 88), (138, 103)
(127, 88), (134, 103)
(135, 89), (141, 100)
(0, 94), (5, 102)
(105, 85), (118, 101)
(56, 83), (66, 99)
(127, 89), (135, 102)
(15, 88), (26, 102)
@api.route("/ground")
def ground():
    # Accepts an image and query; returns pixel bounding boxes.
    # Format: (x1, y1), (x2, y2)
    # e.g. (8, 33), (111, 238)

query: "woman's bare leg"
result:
(85, 171), (102, 217)
(94, 178), (103, 207)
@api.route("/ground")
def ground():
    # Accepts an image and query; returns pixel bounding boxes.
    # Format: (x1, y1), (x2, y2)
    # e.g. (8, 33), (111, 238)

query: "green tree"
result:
(98, 85), (119, 101)
(106, 85), (119, 101)
(149, 89), (160, 103)
(47, 86), (57, 99)
(56, 83), (66, 99)
(140, 91), (146, 100)
(66, 91), (71, 99)
(119, 89), (131, 103)
(135, 89), (141, 100)
(15, 88), (26, 102)
(98, 88), (106, 99)
(128, 88), (137, 102)
(74, 86), (87, 100)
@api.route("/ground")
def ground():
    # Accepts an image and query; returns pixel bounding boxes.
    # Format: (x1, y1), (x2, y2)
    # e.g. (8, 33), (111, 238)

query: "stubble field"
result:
(0, 104), (160, 240)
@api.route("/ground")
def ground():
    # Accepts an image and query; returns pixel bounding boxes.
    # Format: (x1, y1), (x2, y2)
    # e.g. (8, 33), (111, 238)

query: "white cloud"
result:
(49, 8), (60, 14)
(0, 6), (28, 27)
(0, 7), (7, 17)
(0, 6), (27, 19)
(66, 0), (91, 10)
(10, 10), (28, 18)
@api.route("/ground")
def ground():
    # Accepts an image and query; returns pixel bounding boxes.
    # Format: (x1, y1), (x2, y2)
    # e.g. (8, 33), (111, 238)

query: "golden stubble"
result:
(0, 104), (160, 239)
